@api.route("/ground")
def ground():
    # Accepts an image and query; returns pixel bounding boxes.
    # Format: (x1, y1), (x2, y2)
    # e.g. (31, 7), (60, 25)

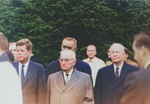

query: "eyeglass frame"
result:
(59, 58), (74, 63)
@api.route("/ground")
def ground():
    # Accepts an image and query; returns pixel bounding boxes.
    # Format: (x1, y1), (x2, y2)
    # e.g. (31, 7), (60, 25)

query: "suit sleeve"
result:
(83, 62), (92, 76)
(120, 73), (140, 104)
(94, 69), (102, 104)
(38, 66), (46, 104)
(83, 75), (94, 104)
(46, 76), (51, 104)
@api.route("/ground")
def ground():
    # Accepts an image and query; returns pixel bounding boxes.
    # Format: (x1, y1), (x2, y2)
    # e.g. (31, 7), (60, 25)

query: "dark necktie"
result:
(116, 67), (119, 78)
(21, 65), (25, 84)
(65, 73), (69, 85)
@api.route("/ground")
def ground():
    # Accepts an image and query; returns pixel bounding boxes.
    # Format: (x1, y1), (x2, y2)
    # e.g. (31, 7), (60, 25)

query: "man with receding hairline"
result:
(46, 50), (93, 104)
(94, 43), (139, 104)
(120, 31), (150, 104)
(46, 37), (91, 81)
(83, 44), (105, 87)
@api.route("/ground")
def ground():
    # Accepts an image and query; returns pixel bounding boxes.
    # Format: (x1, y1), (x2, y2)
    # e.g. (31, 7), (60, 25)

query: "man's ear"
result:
(141, 45), (146, 56)
(73, 59), (76, 65)
(61, 45), (63, 50)
(29, 50), (32, 54)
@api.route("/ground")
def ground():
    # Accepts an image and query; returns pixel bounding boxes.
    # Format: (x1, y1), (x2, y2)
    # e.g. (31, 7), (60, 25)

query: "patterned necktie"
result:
(65, 73), (69, 85)
(116, 67), (119, 78)
(21, 65), (25, 84)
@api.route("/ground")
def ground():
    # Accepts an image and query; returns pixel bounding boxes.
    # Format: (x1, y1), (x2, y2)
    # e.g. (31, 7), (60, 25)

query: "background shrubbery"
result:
(0, 0), (150, 65)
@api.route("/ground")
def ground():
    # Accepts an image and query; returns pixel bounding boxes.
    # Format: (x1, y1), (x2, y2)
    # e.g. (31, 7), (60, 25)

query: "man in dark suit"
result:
(12, 38), (46, 104)
(94, 43), (139, 104)
(46, 50), (93, 104)
(120, 31), (150, 104)
(46, 37), (91, 81)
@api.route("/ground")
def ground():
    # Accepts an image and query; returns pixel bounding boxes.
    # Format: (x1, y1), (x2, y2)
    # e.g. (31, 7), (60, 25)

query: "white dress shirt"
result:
(113, 62), (124, 76)
(19, 60), (30, 78)
(63, 68), (74, 83)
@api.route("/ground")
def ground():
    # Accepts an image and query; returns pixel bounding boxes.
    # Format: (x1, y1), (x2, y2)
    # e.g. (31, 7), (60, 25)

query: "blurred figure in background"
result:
(124, 47), (139, 67)
(0, 61), (22, 104)
(120, 31), (150, 104)
(0, 32), (13, 62)
(9, 42), (18, 62)
(83, 44), (105, 87)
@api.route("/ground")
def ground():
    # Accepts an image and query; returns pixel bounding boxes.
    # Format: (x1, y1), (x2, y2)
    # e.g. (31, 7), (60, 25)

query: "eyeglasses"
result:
(62, 45), (72, 50)
(110, 51), (121, 54)
(59, 58), (74, 63)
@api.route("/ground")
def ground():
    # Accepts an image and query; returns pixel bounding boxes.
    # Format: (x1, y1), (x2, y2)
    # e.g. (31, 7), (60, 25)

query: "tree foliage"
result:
(1, 0), (150, 65)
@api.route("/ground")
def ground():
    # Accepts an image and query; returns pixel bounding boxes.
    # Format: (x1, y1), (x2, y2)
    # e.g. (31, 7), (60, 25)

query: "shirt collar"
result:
(63, 68), (74, 76)
(19, 60), (30, 68)
(113, 62), (124, 69)
(87, 57), (96, 62)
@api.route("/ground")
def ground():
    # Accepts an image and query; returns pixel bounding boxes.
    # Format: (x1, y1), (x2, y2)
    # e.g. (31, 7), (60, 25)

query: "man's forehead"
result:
(110, 44), (124, 51)
(87, 46), (95, 50)
(16, 45), (26, 49)
(9, 45), (16, 49)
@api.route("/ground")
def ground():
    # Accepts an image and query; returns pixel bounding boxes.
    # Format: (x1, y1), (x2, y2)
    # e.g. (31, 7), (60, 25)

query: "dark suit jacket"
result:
(46, 59), (91, 81)
(12, 61), (46, 104)
(120, 64), (150, 104)
(94, 61), (139, 104)
(46, 68), (93, 104)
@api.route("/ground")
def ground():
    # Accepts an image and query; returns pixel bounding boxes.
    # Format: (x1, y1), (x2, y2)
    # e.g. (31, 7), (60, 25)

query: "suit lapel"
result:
(56, 69), (79, 91)
(65, 69), (78, 89)
(107, 64), (118, 85)
(117, 62), (130, 85)
(22, 61), (34, 86)
(14, 62), (19, 75)
(56, 71), (66, 91)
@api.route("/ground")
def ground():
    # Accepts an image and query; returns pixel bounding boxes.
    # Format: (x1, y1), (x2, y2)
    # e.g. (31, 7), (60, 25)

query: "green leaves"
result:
(1, 0), (150, 65)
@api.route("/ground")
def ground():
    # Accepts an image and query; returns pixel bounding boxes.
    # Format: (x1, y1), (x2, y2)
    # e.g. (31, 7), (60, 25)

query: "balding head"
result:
(59, 50), (76, 73)
(109, 43), (125, 66)
(86, 44), (97, 59)
(60, 50), (76, 60)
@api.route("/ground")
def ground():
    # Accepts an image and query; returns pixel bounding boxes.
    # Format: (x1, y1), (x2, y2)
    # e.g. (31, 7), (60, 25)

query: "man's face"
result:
(61, 40), (76, 51)
(59, 51), (76, 73)
(9, 44), (17, 58)
(133, 41), (144, 69)
(86, 46), (96, 59)
(16, 45), (31, 64)
(110, 44), (125, 66)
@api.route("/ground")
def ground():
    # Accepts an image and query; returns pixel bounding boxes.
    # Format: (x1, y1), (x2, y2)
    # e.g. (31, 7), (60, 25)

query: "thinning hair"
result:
(16, 38), (32, 51)
(87, 44), (96, 51)
(60, 50), (76, 60)
(0, 32), (8, 51)
(134, 31), (150, 50)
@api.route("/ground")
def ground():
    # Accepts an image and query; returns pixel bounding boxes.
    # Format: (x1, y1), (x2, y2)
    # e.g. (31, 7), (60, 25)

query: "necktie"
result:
(116, 67), (119, 78)
(21, 65), (25, 84)
(65, 73), (69, 85)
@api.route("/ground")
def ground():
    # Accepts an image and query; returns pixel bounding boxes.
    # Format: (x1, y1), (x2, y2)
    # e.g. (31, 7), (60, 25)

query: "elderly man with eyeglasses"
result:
(46, 37), (91, 81)
(46, 50), (93, 104)
(94, 43), (139, 104)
